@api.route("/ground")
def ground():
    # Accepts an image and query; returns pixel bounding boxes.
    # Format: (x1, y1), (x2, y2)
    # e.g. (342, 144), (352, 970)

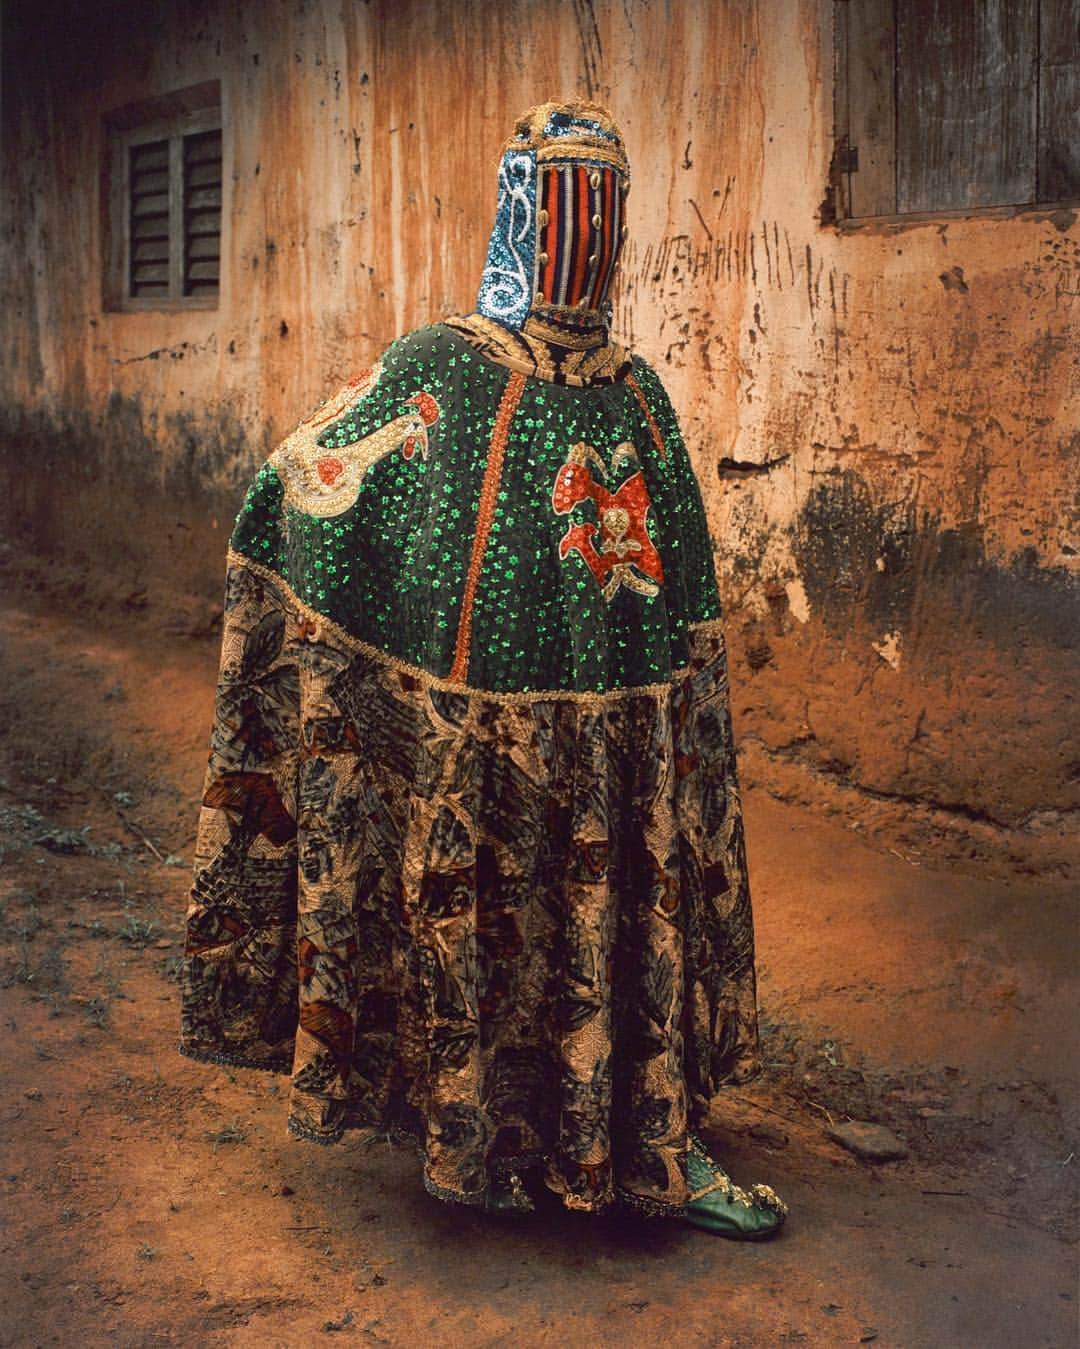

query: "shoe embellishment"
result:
(682, 1134), (789, 1239)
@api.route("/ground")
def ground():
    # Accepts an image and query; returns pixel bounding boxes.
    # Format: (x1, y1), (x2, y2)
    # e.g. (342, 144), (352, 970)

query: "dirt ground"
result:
(0, 555), (1076, 1349)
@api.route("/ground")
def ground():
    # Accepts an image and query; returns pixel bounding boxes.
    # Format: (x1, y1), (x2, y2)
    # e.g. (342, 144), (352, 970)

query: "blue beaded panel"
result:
(476, 150), (538, 330)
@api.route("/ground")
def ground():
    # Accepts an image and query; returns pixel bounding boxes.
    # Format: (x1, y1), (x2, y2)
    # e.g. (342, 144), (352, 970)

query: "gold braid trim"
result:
(446, 312), (534, 361)
(226, 549), (728, 706)
(687, 1178), (734, 1203)
(535, 140), (627, 172)
(522, 313), (607, 352)
(445, 313), (630, 388)
(501, 99), (629, 177)
(563, 343), (632, 383)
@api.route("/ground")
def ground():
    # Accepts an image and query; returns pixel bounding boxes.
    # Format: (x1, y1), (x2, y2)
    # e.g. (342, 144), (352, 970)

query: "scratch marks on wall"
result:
(635, 221), (811, 295)
(1021, 232), (1080, 306)
(634, 222), (847, 337)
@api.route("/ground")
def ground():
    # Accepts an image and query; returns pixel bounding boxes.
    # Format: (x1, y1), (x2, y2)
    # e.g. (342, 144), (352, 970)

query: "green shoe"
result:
(682, 1135), (788, 1240)
(480, 1169), (535, 1216)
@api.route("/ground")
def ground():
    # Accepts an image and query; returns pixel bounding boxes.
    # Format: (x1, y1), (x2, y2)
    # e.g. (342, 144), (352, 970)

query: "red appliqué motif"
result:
(552, 442), (665, 600)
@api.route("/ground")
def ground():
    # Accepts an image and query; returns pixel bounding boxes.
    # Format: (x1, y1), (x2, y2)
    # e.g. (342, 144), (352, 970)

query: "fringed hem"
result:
(286, 1114), (346, 1146)
(615, 1187), (689, 1219)
(420, 1169), (493, 1209)
(284, 1111), (687, 1219)
(181, 1043), (733, 1220)
(177, 1039), (293, 1075)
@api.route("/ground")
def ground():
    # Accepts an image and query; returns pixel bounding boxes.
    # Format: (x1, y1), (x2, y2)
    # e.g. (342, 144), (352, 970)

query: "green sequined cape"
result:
(178, 321), (762, 1216)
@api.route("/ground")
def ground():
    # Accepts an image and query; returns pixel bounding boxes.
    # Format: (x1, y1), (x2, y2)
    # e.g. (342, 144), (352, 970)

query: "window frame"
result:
(104, 90), (223, 312)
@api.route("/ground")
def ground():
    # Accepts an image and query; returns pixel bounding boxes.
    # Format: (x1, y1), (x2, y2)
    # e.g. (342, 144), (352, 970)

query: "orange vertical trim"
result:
(625, 374), (668, 462)
(449, 370), (528, 684)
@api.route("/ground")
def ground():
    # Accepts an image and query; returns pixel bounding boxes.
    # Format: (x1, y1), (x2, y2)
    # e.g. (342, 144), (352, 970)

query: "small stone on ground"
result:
(827, 1120), (909, 1161)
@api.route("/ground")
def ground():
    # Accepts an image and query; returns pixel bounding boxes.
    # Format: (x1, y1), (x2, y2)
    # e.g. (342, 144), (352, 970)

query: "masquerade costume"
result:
(178, 102), (784, 1230)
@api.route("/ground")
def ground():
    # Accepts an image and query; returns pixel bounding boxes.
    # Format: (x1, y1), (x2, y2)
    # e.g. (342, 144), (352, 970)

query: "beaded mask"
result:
(476, 101), (630, 336)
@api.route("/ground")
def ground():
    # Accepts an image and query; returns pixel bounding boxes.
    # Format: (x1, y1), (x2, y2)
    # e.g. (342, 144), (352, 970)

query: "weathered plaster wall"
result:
(1, 0), (1077, 839)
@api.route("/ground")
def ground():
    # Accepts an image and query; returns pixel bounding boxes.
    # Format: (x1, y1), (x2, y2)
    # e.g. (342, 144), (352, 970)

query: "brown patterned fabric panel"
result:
(179, 559), (760, 1214)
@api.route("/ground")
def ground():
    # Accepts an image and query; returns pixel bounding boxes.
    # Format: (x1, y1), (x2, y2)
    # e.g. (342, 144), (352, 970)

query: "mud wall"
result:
(1, 0), (1077, 834)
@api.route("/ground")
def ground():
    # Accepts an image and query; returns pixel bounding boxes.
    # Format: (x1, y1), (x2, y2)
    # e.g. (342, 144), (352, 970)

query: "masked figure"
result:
(178, 101), (787, 1237)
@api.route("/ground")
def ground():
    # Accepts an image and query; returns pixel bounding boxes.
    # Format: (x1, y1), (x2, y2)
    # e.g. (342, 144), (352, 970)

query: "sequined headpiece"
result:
(476, 100), (630, 338)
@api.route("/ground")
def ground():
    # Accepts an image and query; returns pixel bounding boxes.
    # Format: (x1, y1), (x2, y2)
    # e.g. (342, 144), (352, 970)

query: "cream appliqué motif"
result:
(272, 362), (440, 518)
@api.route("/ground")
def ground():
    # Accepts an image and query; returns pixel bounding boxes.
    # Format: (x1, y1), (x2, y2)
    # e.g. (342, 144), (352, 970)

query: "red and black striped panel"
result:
(537, 163), (623, 308)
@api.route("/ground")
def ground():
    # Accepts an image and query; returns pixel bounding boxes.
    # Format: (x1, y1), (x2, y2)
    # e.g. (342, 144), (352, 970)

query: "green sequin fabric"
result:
(178, 322), (761, 1217)
(232, 324), (721, 693)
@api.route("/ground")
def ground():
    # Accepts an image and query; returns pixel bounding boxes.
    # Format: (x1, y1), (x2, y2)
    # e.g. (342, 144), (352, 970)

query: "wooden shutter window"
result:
(105, 85), (222, 311)
(183, 128), (222, 298)
(833, 0), (1080, 222)
(1039, 0), (1080, 203)
(895, 0), (1038, 215)
(129, 139), (171, 298)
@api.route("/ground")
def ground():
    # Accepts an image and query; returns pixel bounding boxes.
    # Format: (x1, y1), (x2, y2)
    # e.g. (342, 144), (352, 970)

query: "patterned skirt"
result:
(179, 549), (761, 1215)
